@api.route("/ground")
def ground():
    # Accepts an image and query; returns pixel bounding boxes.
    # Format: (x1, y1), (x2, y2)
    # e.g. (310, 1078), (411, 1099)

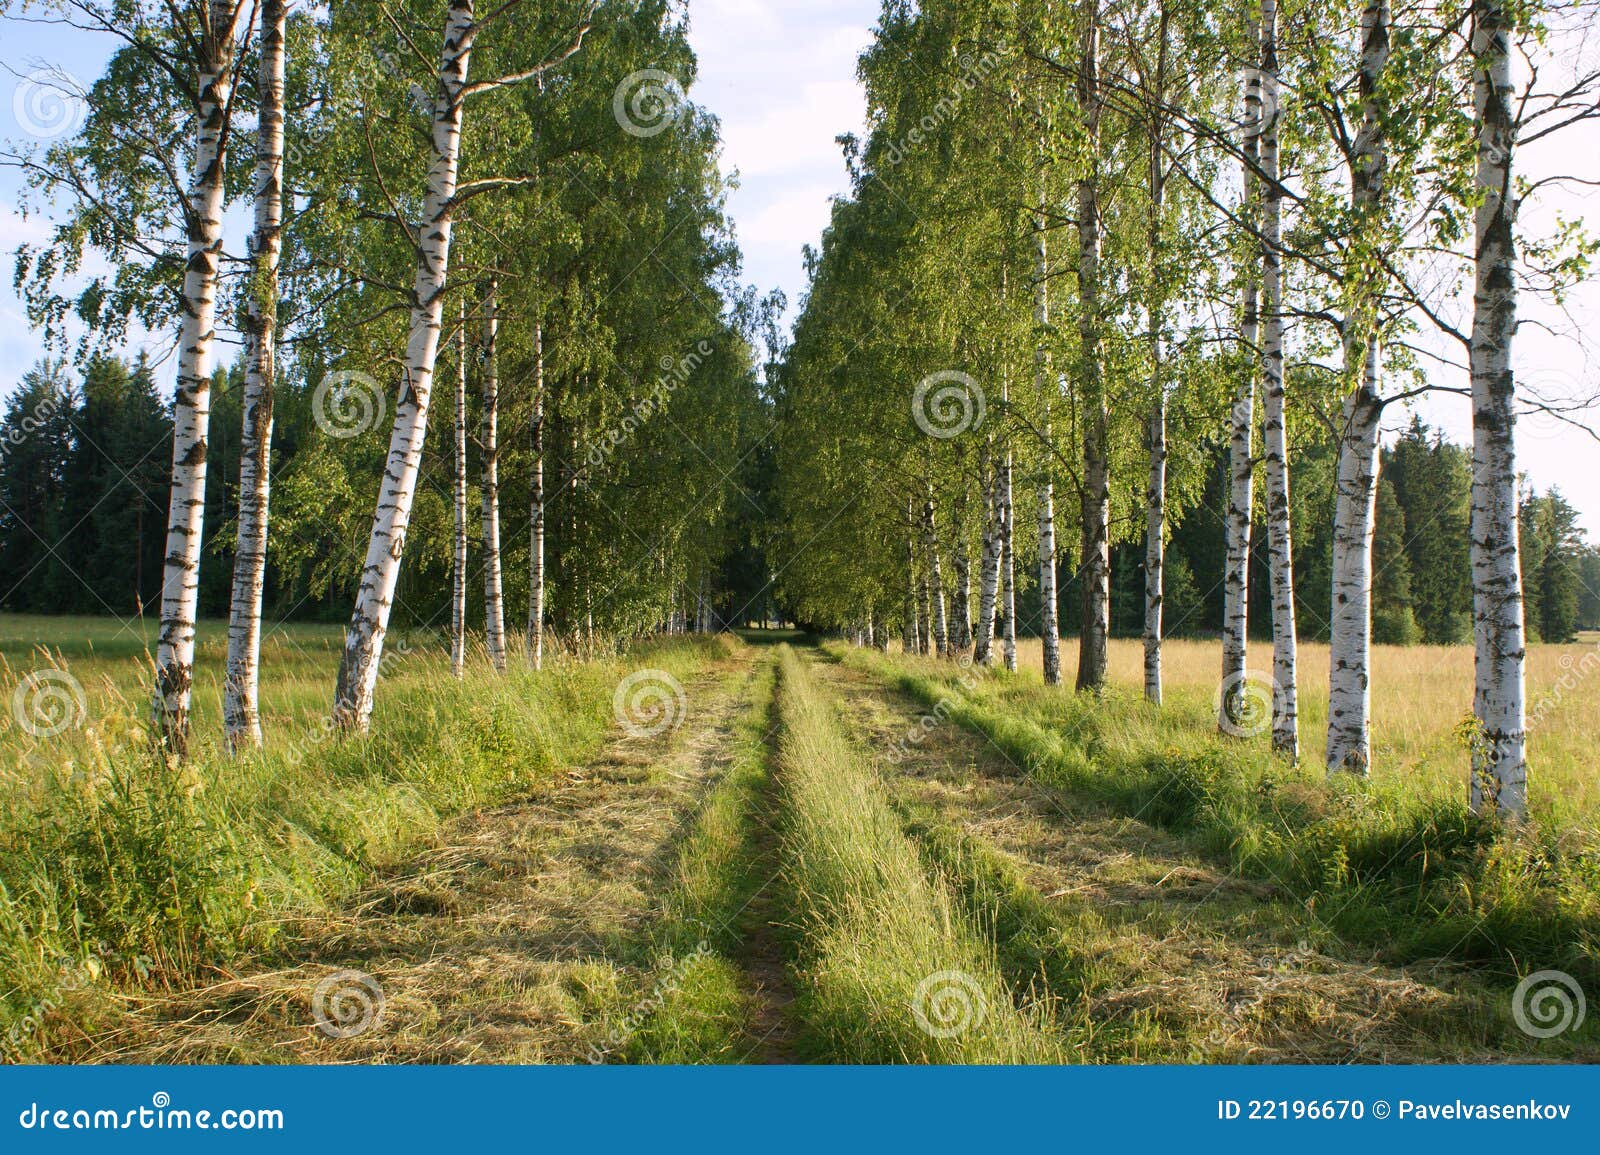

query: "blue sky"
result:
(3, 0), (1598, 532)
(686, 0), (877, 318)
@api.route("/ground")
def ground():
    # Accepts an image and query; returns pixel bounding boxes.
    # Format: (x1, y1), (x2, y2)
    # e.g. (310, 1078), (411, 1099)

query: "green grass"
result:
(838, 643), (1600, 997)
(772, 646), (1064, 1063)
(890, 806), (1153, 1059)
(0, 614), (728, 1061)
(609, 658), (779, 1064)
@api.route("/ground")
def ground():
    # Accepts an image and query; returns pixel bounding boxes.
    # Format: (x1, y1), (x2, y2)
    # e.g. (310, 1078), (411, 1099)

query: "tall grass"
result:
(0, 622), (727, 1061)
(841, 642), (1600, 991)
(611, 660), (777, 1064)
(773, 646), (1063, 1063)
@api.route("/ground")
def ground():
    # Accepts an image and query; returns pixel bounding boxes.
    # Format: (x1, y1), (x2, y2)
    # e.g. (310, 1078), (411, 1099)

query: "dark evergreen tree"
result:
(1578, 549), (1600, 631)
(1371, 475), (1419, 644)
(1386, 419), (1471, 643)
(1522, 489), (1584, 644)
(0, 361), (75, 611)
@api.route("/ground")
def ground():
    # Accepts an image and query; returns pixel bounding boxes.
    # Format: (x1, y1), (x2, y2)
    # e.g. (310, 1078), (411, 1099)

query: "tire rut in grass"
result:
(726, 714), (800, 1063)
(600, 657), (803, 1065)
(103, 654), (758, 1064)
(810, 651), (1519, 1064)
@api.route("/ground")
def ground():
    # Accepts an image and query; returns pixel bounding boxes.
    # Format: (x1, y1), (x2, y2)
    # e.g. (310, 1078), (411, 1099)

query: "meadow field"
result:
(1, 615), (1595, 1064)
(998, 634), (1600, 825)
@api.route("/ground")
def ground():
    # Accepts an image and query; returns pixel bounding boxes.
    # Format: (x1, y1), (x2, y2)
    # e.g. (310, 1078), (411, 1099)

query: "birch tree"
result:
(6, 0), (255, 752)
(479, 277), (507, 669)
(1074, 0), (1111, 693)
(1138, 4), (1172, 704)
(1033, 166), (1063, 686)
(223, 0), (287, 752)
(1466, 0), (1525, 816)
(1324, 0), (1391, 774)
(1220, 20), (1262, 734)
(950, 463), (973, 650)
(528, 317), (546, 668)
(331, 0), (592, 730)
(1258, 0), (1300, 759)
(972, 451), (1002, 663)
(451, 300), (469, 679)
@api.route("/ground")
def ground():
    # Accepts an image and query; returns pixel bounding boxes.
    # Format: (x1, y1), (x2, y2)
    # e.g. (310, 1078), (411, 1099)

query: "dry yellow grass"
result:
(986, 634), (1600, 824)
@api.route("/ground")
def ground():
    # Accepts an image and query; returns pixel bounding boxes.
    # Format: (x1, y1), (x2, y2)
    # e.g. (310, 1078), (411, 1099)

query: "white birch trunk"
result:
(450, 299), (468, 679)
(1144, 394), (1166, 704)
(925, 488), (948, 656)
(528, 318), (545, 669)
(904, 497), (920, 654)
(1220, 25), (1260, 734)
(480, 278), (507, 670)
(1075, 13), (1110, 693)
(951, 476), (972, 651)
(223, 0), (284, 752)
(1001, 448), (1017, 673)
(1468, 0), (1527, 819)
(1142, 16), (1171, 706)
(1327, 377), (1382, 772)
(1033, 169), (1061, 686)
(333, 0), (476, 730)
(972, 455), (1001, 665)
(917, 566), (933, 656)
(902, 577), (919, 654)
(1326, 0), (1390, 774)
(1259, 0), (1299, 759)
(155, 0), (241, 754)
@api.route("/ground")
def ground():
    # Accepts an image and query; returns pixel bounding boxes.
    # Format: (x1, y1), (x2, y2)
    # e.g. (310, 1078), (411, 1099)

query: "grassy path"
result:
(96, 647), (762, 1063)
(53, 633), (1594, 1065)
(807, 647), (1586, 1063)
(599, 653), (801, 1064)
(721, 729), (801, 1064)
(768, 646), (1064, 1062)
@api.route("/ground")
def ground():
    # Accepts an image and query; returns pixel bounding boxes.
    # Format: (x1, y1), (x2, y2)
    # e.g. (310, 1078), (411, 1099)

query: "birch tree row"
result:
(11, 0), (768, 748)
(770, 0), (1600, 820)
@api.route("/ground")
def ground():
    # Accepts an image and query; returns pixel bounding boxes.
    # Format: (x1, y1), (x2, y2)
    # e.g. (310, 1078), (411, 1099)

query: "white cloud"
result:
(735, 183), (840, 249)
(687, 1), (875, 329)
(719, 79), (863, 179)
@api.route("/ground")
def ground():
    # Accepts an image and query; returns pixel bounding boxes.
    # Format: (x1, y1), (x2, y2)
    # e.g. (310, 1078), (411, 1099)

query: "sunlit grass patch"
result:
(0, 614), (728, 1061)
(839, 641), (1600, 1000)
(773, 646), (1063, 1063)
